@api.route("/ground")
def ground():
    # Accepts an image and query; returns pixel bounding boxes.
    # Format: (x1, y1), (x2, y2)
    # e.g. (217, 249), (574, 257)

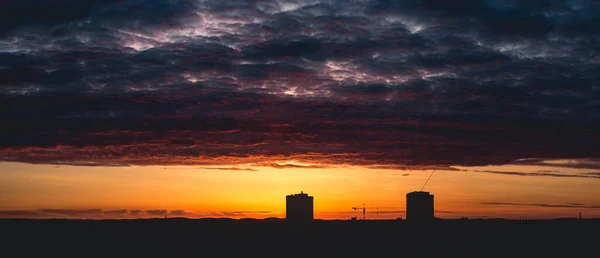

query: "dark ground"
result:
(2, 218), (597, 256)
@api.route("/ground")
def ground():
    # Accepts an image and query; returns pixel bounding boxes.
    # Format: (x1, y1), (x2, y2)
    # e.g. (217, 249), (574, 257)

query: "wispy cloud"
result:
(473, 170), (600, 179)
(197, 167), (258, 171)
(565, 203), (584, 206)
(322, 210), (405, 214)
(256, 163), (328, 169)
(168, 210), (194, 217)
(481, 202), (600, 209)
(369, 165), (465, 171)
(202, 211), (273, 217)
(375, 171), (411, 176)
(322, 209), (455, 214)
(0, 208), (273, 219)
(512, 158), (600, 170)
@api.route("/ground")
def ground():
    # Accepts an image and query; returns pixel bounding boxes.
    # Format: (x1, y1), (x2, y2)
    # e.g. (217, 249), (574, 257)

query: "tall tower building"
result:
(406, 191), (434, 221)
(286, 191), (314, 221)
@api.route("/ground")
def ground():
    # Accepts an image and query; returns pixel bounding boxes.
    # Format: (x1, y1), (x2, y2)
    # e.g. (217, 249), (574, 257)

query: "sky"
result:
(1, 0), (599, 220)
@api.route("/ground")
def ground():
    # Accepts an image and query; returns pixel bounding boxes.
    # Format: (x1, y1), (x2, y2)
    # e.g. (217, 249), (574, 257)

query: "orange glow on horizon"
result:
(1, 162), (599, 220)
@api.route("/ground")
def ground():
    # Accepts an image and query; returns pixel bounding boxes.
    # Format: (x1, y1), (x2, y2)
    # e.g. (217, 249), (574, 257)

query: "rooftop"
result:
(406, 191), (433, 196)
(287, 191), (311, 197)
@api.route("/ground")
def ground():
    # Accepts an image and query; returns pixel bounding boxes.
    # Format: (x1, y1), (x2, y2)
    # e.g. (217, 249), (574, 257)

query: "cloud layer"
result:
(0, 208), (274, 219)
(473, 169), (600, 179)
(481, 202), (600, 209)
(1, 0), (599, 168)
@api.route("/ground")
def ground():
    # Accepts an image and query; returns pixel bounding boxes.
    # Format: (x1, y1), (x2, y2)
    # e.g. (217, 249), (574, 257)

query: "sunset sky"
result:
(1, 0), (599, 220)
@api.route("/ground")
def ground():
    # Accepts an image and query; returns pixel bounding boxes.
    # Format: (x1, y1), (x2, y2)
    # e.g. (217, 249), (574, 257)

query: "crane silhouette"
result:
(352, 203), (379, 220)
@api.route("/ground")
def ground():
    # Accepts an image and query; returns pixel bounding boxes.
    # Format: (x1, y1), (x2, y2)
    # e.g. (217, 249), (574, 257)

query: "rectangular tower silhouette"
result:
(286, 191), (314, 221)
(406, 191), (434, 221)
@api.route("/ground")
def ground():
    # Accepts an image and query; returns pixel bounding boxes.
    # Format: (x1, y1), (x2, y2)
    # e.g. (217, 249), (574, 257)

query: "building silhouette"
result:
(286, 191), (313, 221)
(406, 191), (434, 221)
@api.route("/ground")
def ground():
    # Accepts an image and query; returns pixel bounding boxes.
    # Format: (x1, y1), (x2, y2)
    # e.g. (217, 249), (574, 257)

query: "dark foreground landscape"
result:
(2, 218), (597, 256)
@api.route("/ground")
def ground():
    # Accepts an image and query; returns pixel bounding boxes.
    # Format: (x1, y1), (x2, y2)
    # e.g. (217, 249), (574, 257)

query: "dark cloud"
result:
(104, 209), (129, 216)
(129, 210), (144, 217)
(258, 163), (328, 169)
(511, 158), (600, 170)
(536, 170), (560, 173)
(472, 170), (600, 179)
(145, 209), (167, 216)
(0, 208), (234, 219)
(325, 209), (454, 215)
(373, 210), (405, 214)
(0, 209), (118, 218)
(0, 210), (45, 218)
(0, 0), (105, 37)
(204, 211), (273, 217)
(1, 0), (599, 170)
(197, 167), (258, 171)
(323, 210), (404, 215)
(38, 209), (105, 217)
(370, 165), (465, 171)
(481, 202), (600, 209)
(565, 203), (584, 206)
(374, 171), (410, 176)
(168, 210), (193, 217)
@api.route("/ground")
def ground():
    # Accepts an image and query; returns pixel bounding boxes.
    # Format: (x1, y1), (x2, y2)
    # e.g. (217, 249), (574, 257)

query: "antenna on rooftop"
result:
(420, 164), (439, 191)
